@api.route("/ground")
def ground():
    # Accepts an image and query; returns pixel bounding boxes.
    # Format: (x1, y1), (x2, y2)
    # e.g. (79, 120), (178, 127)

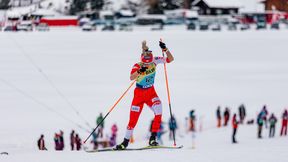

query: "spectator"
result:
(91, 130), (98, 150)
(268, 113), (277, 138)
(280, 109), (288, 136)
(238, 104), (246, 124)
(157, 122), (165, 145)
(111, 123), (118, 137)
(216, 106), (222, 128)
(37, 134), (47, 150)
(223, 107), (230, 126)
(261, 105), (269, 128)
(109, 124), (118, 147)
(54, 133), (61, 150)
(70, 130), (76, 150)
(75, 134), (82, 151)
(168, 115), (177, 140)
(109, 134), (117, 147)
(257, 111), (265, 138)
(189, 110), (196, 132)
(59, 130), (64, 150)
(232, 114), (239, 143)
(96, 113), (104, 138)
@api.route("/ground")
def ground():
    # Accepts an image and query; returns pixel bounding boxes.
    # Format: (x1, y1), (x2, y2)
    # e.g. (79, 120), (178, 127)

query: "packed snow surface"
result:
(0, 29), (288, 162)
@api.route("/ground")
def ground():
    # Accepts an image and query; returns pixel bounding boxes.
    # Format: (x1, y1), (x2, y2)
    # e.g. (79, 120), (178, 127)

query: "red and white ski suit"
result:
(124, 56), (170, 140)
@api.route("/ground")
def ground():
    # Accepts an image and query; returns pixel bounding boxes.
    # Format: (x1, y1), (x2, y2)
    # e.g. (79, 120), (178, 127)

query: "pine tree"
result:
(127, 0), (148, 15)
(160, 0), (183, 10)
(91, 0), (112, 10)
(0, 0), (11, 9)
(146, 0), (163, 14)
(145, 0), (184, 14)
(90, 0), (104, 10)
(70, 0), (87, 15)
(70, 0), (112, 15)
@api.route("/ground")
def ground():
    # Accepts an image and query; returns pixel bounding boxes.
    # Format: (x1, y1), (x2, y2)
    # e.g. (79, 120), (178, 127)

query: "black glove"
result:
(138, 66), (148, 73)
(159, 41), (167, 51)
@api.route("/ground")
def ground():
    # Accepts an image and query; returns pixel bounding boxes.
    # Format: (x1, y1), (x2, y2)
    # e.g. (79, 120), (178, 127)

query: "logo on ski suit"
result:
(136, 63), (156, 88)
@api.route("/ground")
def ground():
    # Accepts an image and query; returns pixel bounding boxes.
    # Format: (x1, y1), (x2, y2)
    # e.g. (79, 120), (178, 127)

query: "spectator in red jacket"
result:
(280, 109), (288, 136)
(232, 114), (239, 144)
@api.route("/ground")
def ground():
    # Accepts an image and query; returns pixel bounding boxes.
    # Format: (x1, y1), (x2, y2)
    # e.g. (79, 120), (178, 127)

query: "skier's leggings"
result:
(125, 86), (162, 139)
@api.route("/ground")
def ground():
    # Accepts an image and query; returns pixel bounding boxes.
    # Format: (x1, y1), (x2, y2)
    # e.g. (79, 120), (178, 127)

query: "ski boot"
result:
(115, 138), (129, 150)
(149, 132), (159, 146)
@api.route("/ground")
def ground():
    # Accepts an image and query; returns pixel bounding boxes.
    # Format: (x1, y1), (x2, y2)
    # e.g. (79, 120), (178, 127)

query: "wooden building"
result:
(191, 0), (242, 15)
(262, 0), (288, 12)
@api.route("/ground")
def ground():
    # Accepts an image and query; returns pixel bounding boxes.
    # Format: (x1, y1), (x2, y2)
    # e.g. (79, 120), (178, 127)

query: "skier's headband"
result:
(142, 50), (152, 55)
(143, 55), (152, 60)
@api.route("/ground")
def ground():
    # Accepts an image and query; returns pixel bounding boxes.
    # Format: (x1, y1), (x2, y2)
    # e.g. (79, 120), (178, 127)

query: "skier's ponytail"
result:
(142, 40), (149, 53)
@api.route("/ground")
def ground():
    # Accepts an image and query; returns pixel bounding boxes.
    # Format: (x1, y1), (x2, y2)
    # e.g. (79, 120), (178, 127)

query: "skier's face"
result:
(141, 52), (153, 64)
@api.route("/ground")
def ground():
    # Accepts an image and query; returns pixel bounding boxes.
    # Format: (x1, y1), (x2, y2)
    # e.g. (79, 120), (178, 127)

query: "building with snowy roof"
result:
(192, 0), (243, 15)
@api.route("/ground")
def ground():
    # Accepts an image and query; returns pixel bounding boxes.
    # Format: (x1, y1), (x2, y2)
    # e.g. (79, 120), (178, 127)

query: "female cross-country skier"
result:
(115, 40), (174, 150)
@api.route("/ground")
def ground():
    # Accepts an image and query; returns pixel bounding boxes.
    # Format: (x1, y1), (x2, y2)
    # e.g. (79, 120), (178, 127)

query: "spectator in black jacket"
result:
(37, 134), (47, 150)
(216, 106), (222, 128)
(70, 130), (76, 150)
(268, 113), (277, 138)
(223, 107), (230, 126)
(238, 104), (246, 124)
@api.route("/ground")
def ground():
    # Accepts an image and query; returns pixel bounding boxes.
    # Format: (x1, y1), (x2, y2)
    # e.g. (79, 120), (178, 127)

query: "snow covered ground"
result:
(0, 29), (288, 162)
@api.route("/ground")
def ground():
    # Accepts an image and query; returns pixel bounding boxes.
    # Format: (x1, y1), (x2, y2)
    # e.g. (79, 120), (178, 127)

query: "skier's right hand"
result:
(159, 41), (167, 51)
(138, 66), (148, 73)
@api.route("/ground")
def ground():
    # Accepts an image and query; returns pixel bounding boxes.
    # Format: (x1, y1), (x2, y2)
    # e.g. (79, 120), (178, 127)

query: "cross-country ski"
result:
(84, 145), (183, 153)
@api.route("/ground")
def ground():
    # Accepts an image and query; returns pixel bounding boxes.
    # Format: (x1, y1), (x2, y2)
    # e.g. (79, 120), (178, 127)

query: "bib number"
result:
(146, 76), (154, 84)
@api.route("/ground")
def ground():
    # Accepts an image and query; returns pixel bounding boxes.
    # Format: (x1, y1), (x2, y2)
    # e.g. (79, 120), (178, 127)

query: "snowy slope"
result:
(0, 30), (288, 162)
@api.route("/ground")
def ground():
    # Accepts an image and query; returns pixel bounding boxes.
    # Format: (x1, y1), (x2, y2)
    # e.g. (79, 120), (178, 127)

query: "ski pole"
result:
(83, 80), (136, 143)
(160, 38), (177, 146)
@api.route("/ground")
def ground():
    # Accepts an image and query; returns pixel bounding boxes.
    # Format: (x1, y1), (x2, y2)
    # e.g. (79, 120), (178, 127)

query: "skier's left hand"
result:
(159, 41), (167, 52)
(138, 66), (148, 73)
